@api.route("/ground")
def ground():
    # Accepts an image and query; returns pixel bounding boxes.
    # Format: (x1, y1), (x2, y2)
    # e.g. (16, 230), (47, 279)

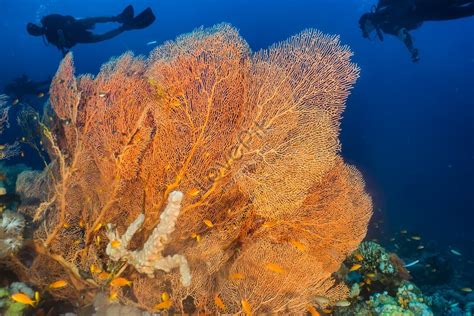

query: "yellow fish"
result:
(191, 232), (201, 242)
(241, 299), (252, 316)
(265, 263), (285, 274)
(214, 294), (226, 310)
(366, 273), (376, 278)
(11, 293), (35, 306)
(203, 219), (214, 228)
(354, 253), (364, 261)
(460, 287), (472, 293)
(111, 240), (121, 248)
(290, 240), (306, 251)
(262, 221), (277, 228)
(79, 219), (85, 228)
(49, 280), (68, 289)
(229, 273), (245, 280)
(35, 291), (40, 302)
(90, 264), (101, 274)
(161, 292), (170, 302)
(187, 188), (200, 196)
(93, 223), (103, 232)
(350, 264), (362, 272)
(63, 223), (70, 228)
(110, 277), (132, 287)
(37, 92), (45, 98)
(306, 305), (321, 316)
(411, 236), (421, 241)
(109, 289), (118, 302)
(95, 235), (101, 246)
(98, 271), (111, 280)
(154, 300), (172, 310)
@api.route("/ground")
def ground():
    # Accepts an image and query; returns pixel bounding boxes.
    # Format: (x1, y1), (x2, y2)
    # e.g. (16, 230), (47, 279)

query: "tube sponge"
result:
(106, 191), (191, 286)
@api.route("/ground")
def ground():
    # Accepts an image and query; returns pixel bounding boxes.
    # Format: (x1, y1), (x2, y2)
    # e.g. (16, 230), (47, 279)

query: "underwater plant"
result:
(9, 24), (372, 313)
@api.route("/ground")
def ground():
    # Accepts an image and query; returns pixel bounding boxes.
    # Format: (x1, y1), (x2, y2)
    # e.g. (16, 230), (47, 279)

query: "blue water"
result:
(0, 0), (473, 254)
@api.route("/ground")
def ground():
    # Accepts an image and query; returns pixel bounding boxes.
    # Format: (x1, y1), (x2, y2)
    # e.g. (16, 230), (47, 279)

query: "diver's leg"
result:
(82, 28), (125, 43)
(77, 17), (118, 29)
(424, 3), (474, 20)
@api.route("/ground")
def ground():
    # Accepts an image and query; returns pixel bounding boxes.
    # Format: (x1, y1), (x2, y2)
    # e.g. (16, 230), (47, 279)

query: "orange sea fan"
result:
(12, 23), (372, 313)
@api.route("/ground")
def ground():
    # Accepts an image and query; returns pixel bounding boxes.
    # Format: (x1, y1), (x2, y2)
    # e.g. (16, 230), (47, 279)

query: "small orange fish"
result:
(322, 308), (333, 314)
(187, 188), (200, 196)
(354, 253), (364, 261)
(289, 240), (306, 251)
(98, 271), (111, 280)
(11, 293), (35, 306)
(95, 235), (101, 246)
(262, 221), (277, 228)
(161, 292), (170, 302)
(90, 264), (101, 274)
(93, 223), (103, 232)
(241, 299), (252, 316)
(37, 92), (45, 98)
(191, 232), (201, 242)
(265, 263), (285, 274)
(49, 280), (68, 289)
(229, 273), (245, 280)
(62, 223), (70, 228)
(79, 219), (85, 228)
(350, 264), (362, 272)
(365, 278), (372, 285)
(110, 277), (132, 287)
(203, 219), (214, 228)
(154, 300), (172, 310)
(306, 305), (321, 316)
(34, 291), (40, 302)
(109, 289), (118, 301)
(214, 294), (226, 310)
(111, 240), (121, 248)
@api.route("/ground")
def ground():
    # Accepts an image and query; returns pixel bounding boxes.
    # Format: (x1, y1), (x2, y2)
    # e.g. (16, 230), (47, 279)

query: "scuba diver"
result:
(26, 5), (155, 56)
(4, 75), (51, 102)
(359, 0), (474, 62)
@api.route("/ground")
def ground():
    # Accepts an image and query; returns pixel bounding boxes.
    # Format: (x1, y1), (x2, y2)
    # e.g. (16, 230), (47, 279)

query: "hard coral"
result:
(8, 24), (372, 313)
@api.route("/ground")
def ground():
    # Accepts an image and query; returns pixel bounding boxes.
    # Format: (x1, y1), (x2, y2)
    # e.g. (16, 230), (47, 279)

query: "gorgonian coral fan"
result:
(11, 24), (372, 313)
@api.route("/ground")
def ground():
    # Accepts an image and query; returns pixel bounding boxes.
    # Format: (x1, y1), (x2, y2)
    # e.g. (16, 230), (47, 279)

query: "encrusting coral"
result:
(8, 24), (372, 313)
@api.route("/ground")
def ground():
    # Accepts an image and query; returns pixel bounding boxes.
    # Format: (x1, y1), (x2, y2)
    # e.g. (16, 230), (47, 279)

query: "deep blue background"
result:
(0, 0), (473, 253)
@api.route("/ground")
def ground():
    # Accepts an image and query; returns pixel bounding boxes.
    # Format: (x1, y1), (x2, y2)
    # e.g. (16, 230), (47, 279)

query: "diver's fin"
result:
(116, 5), (134, 23)
(123, 8), (155, 30)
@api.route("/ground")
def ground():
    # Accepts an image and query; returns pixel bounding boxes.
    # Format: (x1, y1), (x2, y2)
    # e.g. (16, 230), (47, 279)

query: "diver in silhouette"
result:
(26, 5), (155, 56)
(4, 75), (51, 101)
(359, 0), (474, 62)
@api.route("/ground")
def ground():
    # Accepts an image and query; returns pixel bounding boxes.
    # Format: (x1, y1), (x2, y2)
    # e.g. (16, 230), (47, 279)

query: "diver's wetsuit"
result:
(369, 0), (474, 61)
(4, 75), (50, 99)
(40, 14), (124, 55)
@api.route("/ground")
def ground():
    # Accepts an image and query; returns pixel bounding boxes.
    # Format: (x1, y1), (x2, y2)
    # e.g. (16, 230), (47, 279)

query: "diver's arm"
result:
(397, 28), (419, 62)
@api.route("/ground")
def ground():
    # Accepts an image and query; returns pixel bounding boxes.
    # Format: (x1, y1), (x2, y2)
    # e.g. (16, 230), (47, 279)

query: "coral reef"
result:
(8, 24), (372, 313)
